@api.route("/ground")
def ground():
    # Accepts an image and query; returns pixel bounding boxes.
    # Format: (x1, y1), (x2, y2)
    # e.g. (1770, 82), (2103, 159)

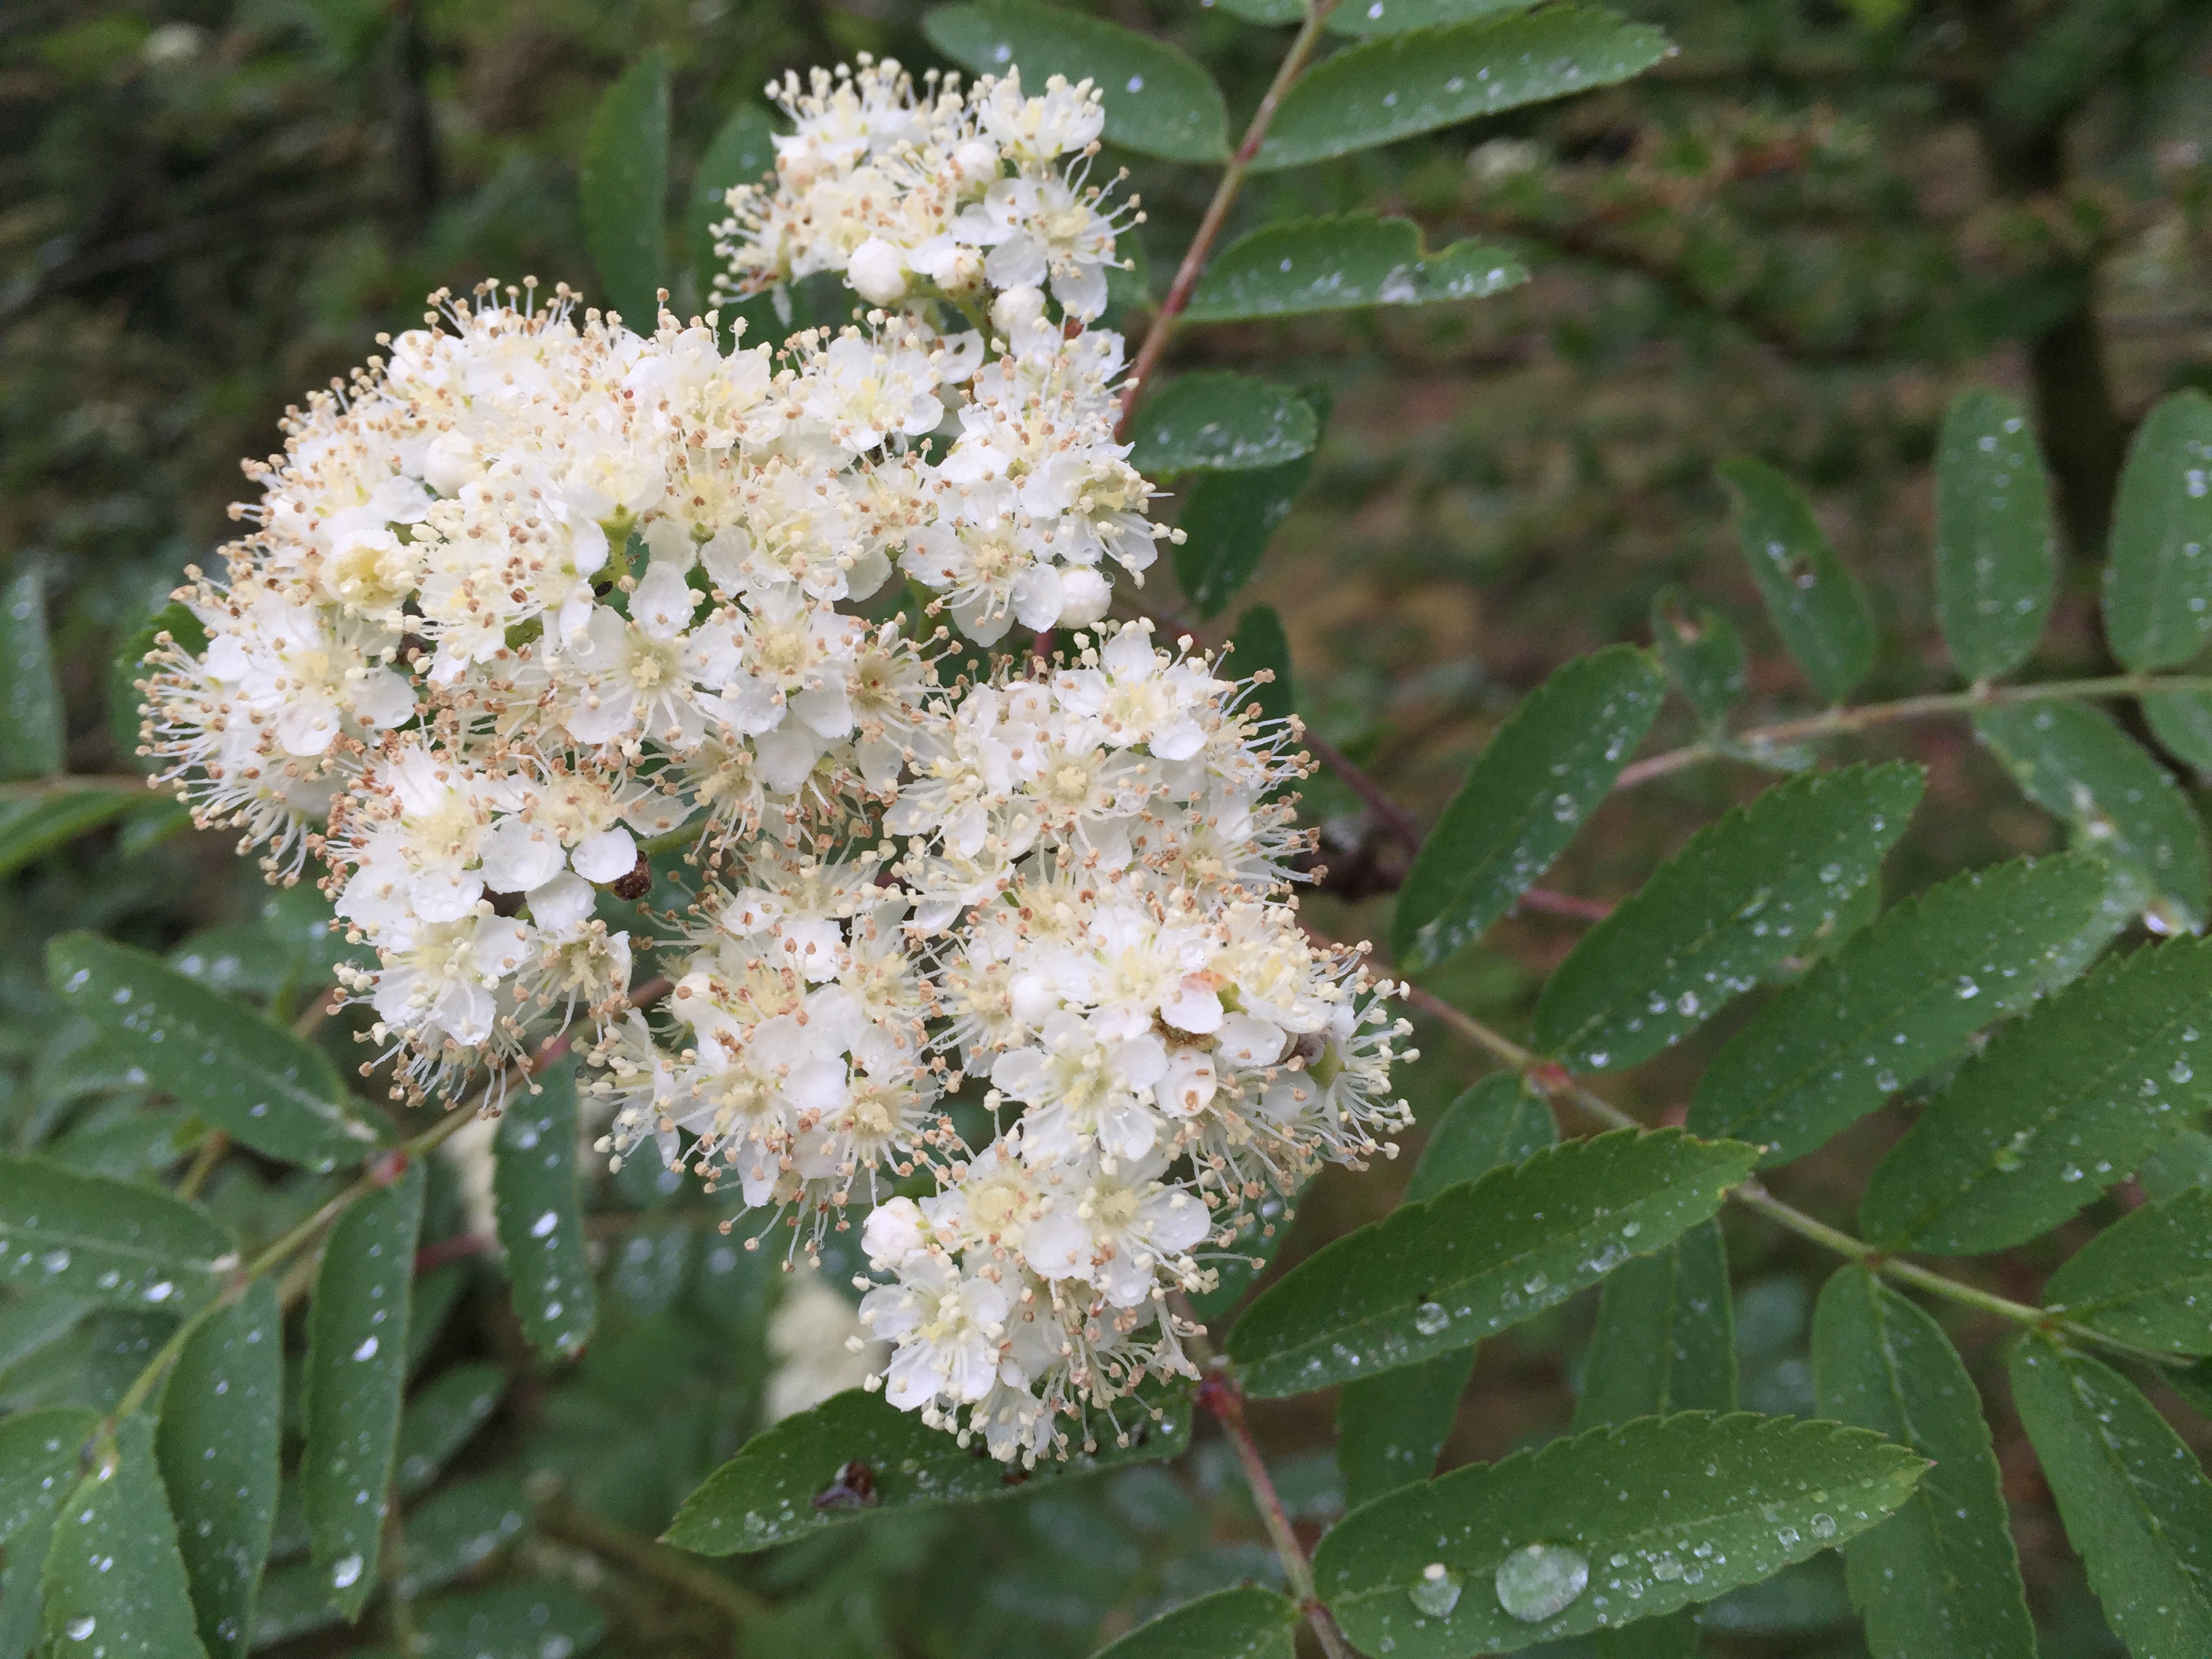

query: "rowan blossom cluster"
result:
(138, 58), (1413, 1464)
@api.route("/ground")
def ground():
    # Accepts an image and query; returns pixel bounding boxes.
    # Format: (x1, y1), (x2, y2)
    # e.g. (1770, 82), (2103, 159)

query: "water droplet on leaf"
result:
(1495, 1542), (1590, 1622)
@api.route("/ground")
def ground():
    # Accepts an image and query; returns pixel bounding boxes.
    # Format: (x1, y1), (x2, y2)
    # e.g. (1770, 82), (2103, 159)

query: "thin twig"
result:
(178, 1131), (227, 1200)
(1197, 1372), (1359, 1659)
(1116, 0), (1345, 436)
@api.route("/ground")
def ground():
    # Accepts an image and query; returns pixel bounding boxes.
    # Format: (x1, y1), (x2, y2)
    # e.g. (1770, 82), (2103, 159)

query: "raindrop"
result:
(531, 1210), (560, 1239)
(1955, 976), (1979, 1000)
(331, 1554), (365, 1590)
(1410, 1562), (1463, 1618)
(1873, 1070), (1898, 1094)
(1413, 1302), (1450, 1336)
(1775, 1525), (1801, 1547)
(1810, 1513), (1837, 1538)
(352, 1336), (380, 1361)
(64, 1618), (95, 1642)
(41, 1249), (70, 1275)
(1495, 1542), (1590, 1623)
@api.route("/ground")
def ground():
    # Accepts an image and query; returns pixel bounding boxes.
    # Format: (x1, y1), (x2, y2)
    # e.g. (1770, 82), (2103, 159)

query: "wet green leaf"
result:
(1229, 1128), (1756, 1397)
(1393, 646), (1665, 971)
(1184, 215), (1523, 322)
(391, 1581), (607, 1659)
(493, 1059), (596, 1357)
(1253, 8), (1670, 171)
(1090, 1585), (1298, 1659)
(2140, 1127), (2212, 1203)
(1689, 855), (2106, 1166)
(393, 1473), (530, 1599)
(1128, 374), (1319, 476)
(156, 1279), (281, 1659)
(2011, 1340), (2212, 1658)
(1650, 588), (1746, 730)
(664, 1383), (1191, 1554)
(0, 1407), (95, 1547)
(1175, 459), (1313, 617)
(396, 1361), (508, 1497)
(1313, 1412), (1925, 1657)
(0, 569), (64, 779)
(0, 790), (146, 880)
(2142, 687), (2212, 780)
(2104, 388), (2212, 672)
(581, 49), (670, 325)
(691, 104), (776, 304)
(1975, 699), (2210, 930)
(924, 1), (1229, 163)
(1720, 457), (1877, 703)
(49, 933), (385, 1172)
(1574, 1218), (1735, 1429)
(0, 1156), (234, 1312)
(1533, 764), (1924, 1072)
(40, 1416), (208, 1659)
(1934, 390), (2056, 680)
(1812, 1267), (2035, 1659)
(1861, 935), (2212, 1254)
(1327, 0), (1542, 35)
(302, 1162), (423, 1617)
(1228, 605), (1295, 731)
(2045, 1187), (2212, 1354)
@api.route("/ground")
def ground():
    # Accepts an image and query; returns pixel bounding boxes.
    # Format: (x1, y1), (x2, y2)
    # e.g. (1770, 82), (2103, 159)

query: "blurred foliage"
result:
(7, 0), (2212, 1655)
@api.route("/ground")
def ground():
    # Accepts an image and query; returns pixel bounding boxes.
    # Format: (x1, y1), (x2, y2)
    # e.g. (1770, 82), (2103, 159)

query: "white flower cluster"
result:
(140, 58), (1412, 1463)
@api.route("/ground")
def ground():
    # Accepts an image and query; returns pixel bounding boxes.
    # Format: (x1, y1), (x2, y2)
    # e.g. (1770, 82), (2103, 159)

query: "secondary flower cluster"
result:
(139, 58), (1412, 1463)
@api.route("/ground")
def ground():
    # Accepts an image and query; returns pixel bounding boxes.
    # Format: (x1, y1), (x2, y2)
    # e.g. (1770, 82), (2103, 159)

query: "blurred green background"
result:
(7, 1), (2212, 1654)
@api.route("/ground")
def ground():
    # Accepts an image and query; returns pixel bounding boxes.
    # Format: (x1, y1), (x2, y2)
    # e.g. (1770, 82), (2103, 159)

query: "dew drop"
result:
(331, 1553), (365, 1590)
(1495, 1542), (1590, 1623)
(64, 1618), (95, 1642)
(531, 1209), (560, 1239)
(1413, 1301), (1450, 1336)
(1410, 1561), (1463, 1617)
(352, 1336), (379, 1361)
(1810, 1513), (1837, 1538)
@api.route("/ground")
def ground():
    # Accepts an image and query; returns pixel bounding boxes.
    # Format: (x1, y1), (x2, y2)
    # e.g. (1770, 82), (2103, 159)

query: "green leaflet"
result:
(1175, 457), (1313, 617)
(2139, 1126), (2212, 1203)
(1687, 855), (2106, 1166)
(392, 1473), (530, 1599)
(2103, 388), (2212, 671)
(0, 790), (146, 882)
(1811, 1268), (2036, 1659)
(1335, 1076), (1557, 1509)
(1532, 763), (1925, 1072)
(663, 1384), (1191, 1554)
(1394, 646), (1664, 971)
(1650, 588), (1746, 730)
(1574, 1218), (1736, 1430)
(2010, 1340), (2212, 1657)
(1313, 1412), (1926, 1658)
(1933, 390), (2057, 681)
(1183, 215), (1523, 321)
(0, 1156), (236, 1311)
(1974, 699), (2211, 930)
(1326, 0), (1540, 35)
(922, 1), (1229, 163)
(302, 1161), (423, 1617)
(49, 933), (386, 1172)
(2142, 687), (2212, 779)
(1227, 1128), (1756, 1397)
(111, 600), (206, 764)
(156, 1279), (282, 1659)
(1128, 373), (1319, 476)
(1251, 8), (1671, 172)
(40, 1416), (208, 1659)
(2045, 1187), (2212, 1355)
(1719, 457), (1878, 703)
(691, 104), (775, 304)
(395, 1361), (508, 1496)
(1090, 1586), (1298, 1659)
(493, 1058), (596, 1357)
(385, 1582), (607, 1659)
(580, 49), (670, 325)
(1860, 934), (2212, 1254)
(0, 569), (64, 779)
(0, 1408), (94, 1547)
(247, 1560), (346, 1647)
(1229, 605), (1295, 732)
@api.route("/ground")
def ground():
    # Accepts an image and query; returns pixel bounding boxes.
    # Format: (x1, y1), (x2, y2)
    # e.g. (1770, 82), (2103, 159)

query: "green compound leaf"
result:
(1719, 457), (1879, 704)
(1860, 934), (2212, 1254)
(0, 569), (64, 779)
(2010, 1340), (2212, 1658)
(1313, 1412), (1926, 1658)
(691, 104), (776, 305)
(394, 1582), (607, 1659)
(1175, 457), (1313, 617)
(157, 1279), (282, 1659)
(2142, 687), (2212, 780)
(40, 1416), (209, 1659)
(664, 1383), (1192, 1555)
(2045, 1187), (2212, 1355)
(1934, 390), (2057, 682)
(1252, 7), (1670, 172)
(1328, 0), (1543, 36)
(1090, 1586), (1299, 1659)
(1335, 1076), (1557, 1509)
(1227, 1128), (1757, 1399)
(1183, 215), (1523, 322)
(1650, 587), (1746, 731)
(923, 1), (1229, 163)
(2104, 388), (2212, 672)
(1128, 373), (1319, 476)
(580, 49), (670, 325)
(302, 1162), (423, 1618)
(1574, 1218), (1736, 1429)
(1533, 763), (1925, 1073)
(0, 1155), (236, 1312)
(1393, 645), (1665, 972)
(493, 1058), (596, 1357)
(1688, 854), (2106, 1167)
(1811, 1267), (2036, 1659)
(396, 1361), (508, 1497)
(1973, 699), (2211, 931)
(49, 933), (386, 1173)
